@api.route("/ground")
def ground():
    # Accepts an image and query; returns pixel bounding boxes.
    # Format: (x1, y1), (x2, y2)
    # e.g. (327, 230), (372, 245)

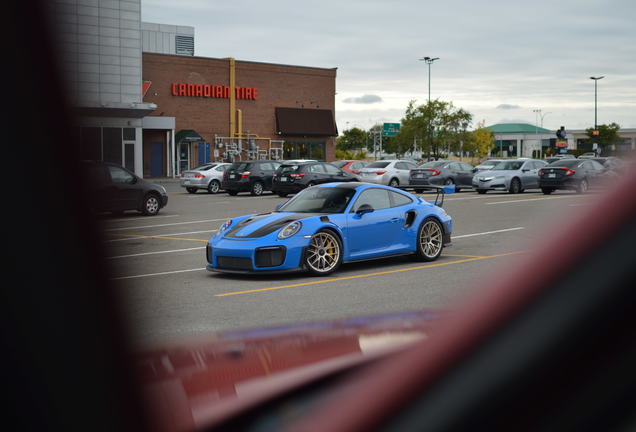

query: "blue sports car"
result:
(206, 182), (453, 276)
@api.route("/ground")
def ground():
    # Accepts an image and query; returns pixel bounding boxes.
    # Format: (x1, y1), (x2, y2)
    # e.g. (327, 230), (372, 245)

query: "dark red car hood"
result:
(136, 310), (443, 432)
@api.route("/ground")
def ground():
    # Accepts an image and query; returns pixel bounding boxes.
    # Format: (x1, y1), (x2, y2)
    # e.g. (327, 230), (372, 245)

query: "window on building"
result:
(175, 35), (194, 56)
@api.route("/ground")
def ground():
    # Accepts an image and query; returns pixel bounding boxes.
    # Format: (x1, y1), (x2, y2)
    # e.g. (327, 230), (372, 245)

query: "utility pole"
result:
(419, 56), (439, 158)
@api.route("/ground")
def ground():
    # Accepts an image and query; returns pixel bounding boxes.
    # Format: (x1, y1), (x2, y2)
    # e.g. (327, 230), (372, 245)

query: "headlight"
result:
(278, 221), (302, 239)
(481, 176), (494, 181)
(219, 219), (232, 232)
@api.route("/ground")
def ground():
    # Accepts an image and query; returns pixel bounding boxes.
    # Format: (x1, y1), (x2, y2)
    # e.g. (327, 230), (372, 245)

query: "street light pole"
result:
(419, 56), (440, 157)
(590, 76), (604, 129)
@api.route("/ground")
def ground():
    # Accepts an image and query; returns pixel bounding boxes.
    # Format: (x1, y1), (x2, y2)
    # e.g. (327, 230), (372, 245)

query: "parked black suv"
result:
(222, 160), (281, 196)
(83, 160), (169, 216)
(272, 161), (356, 197)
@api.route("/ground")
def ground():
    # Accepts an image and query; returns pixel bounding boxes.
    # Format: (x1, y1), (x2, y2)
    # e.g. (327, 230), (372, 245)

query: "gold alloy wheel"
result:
(306, 231), (340, 273)
(419, 219), (443, 259)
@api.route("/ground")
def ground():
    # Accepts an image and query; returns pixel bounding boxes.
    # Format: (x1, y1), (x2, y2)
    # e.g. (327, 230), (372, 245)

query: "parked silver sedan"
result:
(357, 159), (418, 187)
(472, 159), (547, 194)
(180, 163), (232, 194)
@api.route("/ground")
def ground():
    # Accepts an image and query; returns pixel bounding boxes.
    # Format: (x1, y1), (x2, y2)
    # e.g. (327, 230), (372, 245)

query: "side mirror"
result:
(522, 168), (529, 172)
(355, 204), (374, 216)
(129, 176), (138, 184)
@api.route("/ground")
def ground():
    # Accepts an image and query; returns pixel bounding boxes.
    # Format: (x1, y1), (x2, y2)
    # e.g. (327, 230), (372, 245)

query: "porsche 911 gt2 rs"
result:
(206, 182), (452, 276)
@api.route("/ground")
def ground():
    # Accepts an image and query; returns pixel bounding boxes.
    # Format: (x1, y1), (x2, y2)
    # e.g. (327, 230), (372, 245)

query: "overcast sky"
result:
(142, 0), (635, 132)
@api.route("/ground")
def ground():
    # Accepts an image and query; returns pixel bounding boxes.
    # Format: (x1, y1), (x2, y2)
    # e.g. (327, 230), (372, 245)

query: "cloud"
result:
(342, 94), (383, 104)
(496, 104), (521, 110)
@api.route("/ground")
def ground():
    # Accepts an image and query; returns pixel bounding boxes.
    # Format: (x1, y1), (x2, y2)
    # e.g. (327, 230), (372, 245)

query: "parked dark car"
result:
(586, 157), (625, 175)
(83, 160), (168, 216)
(409, 160), (475, 192)
(222, 160), (281, 196)
(331, 160), (369, 179)
(272, 161), (355, 197)
(539, 158), (606, 194)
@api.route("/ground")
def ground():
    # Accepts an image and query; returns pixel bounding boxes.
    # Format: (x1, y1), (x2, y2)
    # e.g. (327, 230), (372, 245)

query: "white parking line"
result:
(104, 218), (228, 231)
(453, 227), (525, 238)
(485, 196), (581, 205)
(107, 247), (205, 260)
(106, 229), (217, 242)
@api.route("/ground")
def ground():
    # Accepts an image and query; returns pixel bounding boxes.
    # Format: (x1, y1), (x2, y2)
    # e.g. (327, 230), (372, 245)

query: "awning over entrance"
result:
(275, 108), (338, 137)
(175, 129), (204, 142)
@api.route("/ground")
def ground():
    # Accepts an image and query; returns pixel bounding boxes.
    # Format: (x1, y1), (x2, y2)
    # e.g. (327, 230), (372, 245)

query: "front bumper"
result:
(472, 177), (510, 191)
(207, 235), (311, 274)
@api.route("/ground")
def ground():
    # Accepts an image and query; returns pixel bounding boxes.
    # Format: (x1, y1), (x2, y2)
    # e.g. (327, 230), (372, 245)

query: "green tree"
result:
(465, 120), (495, 158)
(336, 127), (368, 152)
(584, 122), (621, 152)
(396, 99), (472, 157)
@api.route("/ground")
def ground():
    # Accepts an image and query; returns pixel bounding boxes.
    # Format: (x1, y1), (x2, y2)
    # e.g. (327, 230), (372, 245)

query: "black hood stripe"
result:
(225, 213), (321, 238)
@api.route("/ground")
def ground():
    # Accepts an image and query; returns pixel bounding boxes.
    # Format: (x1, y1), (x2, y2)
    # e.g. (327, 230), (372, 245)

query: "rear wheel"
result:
(576, 178), (589, 194)
(389, 178), (399, 188)
(186, 187), (197, 194)
(307, 181), (317, 187)
(250, 181), (264, 196)
(509, 178), (521, 194)
(542, 187), (554, 195)
(477, 189), (487, 194)
(277, 192), (288, 198)
(415, 217), (444, 262)
(207, 180), (220, 194)
(228, 190), (238, 196)
(304, 230), (342, 276)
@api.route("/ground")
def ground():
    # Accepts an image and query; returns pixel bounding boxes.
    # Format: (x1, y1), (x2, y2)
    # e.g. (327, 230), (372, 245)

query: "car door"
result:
(323, 163), (350, 182)
(585, 160), (605, 186)
(456, 162), (475, 186)
(259, 162), (275, 190)
(346, 188), (402, 259)
(520, 161), (539, 189)
(395, 162), (414, 184)
(308, 163), (327, 184)
(106, 165), (142, 211)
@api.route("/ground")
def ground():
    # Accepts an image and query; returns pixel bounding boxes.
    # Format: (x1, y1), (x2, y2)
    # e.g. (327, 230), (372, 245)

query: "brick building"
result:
(142, 53), (338, 177)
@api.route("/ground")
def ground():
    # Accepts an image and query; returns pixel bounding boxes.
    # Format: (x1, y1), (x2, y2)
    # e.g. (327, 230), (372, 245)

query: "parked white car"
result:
(180, 162), (232, 194)
(357, 159), (418, 187)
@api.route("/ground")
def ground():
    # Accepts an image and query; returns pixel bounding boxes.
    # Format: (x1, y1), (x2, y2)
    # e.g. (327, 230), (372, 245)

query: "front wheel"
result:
(509, 178), (521, 194)
(228, 190), (238, 196)
(186, 187), (197, 194)
(141, 194), (161, 216)
(477, 189), (487, 194)
(277, 192), (288, 198)
(304, 230), (342, 276)
(542, 187), (554, 195)
(415, 217), (444, 262)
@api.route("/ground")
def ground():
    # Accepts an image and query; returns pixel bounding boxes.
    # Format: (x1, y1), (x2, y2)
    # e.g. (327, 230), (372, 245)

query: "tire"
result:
(477, 189), (487, 194)
(415, 189), (424, 194)
(250, 181), (264, 196)
(389, 178), (399, 188)
(141, 193), (161, 216)
(228, 190), (238, 196)
(542, 187), (554, 195)
(509, 177), (521, 194)
(186, 187), (197, 194)
(307, 181), (317, 187)
(444, 178), (454, 186)
(277, 192), (288, 198)
(576, 178), (589, 194)
(415, 217), (444, 262)
(207, 180), (221, 194)
(304, 229), (343, 276)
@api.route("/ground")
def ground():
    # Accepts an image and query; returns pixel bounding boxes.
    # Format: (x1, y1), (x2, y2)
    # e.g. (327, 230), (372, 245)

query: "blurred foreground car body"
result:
(10, 3), (636, 432)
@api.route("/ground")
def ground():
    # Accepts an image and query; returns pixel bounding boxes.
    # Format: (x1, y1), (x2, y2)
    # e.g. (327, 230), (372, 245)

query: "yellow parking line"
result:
(107, 233), (208, 243)
(214, 250), (525, 297)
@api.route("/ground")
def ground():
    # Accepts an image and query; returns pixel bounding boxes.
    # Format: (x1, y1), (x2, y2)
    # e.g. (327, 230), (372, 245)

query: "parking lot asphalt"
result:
(101, 182), (598, 348)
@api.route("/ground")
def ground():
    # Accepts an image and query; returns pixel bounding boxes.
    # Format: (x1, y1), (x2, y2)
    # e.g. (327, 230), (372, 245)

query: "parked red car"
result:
(331, 160), (369, 180)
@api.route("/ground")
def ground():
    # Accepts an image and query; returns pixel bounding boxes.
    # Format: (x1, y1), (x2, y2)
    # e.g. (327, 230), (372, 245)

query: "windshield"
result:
(277, 187), (355, 213)
(492, 161), (524, 170)
(366, 162), (390, 168)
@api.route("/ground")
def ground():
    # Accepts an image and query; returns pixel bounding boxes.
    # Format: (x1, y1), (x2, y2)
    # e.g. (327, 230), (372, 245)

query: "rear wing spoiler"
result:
(397, 184), (455, 207)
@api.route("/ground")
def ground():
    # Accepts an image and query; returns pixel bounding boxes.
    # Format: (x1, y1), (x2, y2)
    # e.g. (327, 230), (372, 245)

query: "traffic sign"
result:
(382, 123), (400, 137)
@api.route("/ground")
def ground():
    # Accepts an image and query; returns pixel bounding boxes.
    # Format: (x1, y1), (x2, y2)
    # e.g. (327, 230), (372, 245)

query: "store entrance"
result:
(179, 142), (190, 173)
